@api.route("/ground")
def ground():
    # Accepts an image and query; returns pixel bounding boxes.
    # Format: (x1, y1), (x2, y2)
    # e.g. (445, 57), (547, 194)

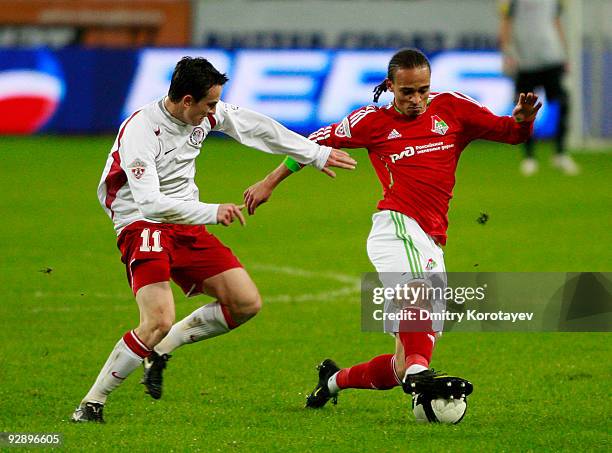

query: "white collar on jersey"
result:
(158, 97), (190, 127)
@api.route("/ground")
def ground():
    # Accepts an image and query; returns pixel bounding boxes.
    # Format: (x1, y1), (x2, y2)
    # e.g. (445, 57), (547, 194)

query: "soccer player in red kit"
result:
(243, 48), (541, 411)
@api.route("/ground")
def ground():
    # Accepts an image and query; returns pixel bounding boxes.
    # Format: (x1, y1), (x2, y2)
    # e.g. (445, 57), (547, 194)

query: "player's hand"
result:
(323, 149), (356, 178)
(217, 203), (246, 226)
(512, 92), (543, 123)
(321, 167), (336, 178)
(243, 180), (274, 215)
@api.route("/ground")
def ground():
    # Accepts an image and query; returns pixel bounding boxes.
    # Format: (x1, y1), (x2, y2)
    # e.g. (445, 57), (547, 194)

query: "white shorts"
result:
(367, 210), (447, 333)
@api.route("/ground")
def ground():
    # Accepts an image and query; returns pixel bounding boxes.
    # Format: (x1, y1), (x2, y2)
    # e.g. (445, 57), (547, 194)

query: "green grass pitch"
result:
(0, 135), (610, 451)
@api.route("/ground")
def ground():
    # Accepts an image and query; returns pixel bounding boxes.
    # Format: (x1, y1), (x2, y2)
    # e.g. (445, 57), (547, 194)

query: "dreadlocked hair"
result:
(372, 48), (431, 103)
(372, 80), (387, 104)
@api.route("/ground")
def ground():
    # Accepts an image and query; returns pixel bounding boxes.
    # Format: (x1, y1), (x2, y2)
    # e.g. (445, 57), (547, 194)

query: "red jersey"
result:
(308, 92), (533, 245)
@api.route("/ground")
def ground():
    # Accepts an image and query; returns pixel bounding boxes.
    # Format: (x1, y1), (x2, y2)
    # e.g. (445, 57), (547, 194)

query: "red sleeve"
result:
(308, 106), (375, 148)
(452, 92), (534, 145)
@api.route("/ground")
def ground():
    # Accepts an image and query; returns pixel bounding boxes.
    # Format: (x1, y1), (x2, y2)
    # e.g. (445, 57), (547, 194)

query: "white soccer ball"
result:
(412, 393), (467, 424)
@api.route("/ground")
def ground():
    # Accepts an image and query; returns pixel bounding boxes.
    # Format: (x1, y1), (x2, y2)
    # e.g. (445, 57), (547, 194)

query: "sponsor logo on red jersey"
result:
(390, 142), (455, 163)
(387, 128), (402, 139)
(391, 146), (415, 163)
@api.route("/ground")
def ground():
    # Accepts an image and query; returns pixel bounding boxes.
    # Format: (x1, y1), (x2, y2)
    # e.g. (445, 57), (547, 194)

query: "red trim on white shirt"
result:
(207, 113), (217, 129)
(104, 110), (140, 217)
(104, 150), (127, 217)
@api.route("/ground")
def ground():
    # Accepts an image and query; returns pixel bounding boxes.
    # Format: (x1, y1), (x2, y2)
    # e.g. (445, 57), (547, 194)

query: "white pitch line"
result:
(27, 263), (362, 312)
(250, 263), (361, 303)
(250, 263), (360, 285)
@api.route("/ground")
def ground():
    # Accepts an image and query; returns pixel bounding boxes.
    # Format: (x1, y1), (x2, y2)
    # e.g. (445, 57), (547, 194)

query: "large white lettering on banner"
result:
(430, 51), (513, 116)
(225, 50), (328, 123)
(319, 51), (394, 123)
(122, 49), (552, 135)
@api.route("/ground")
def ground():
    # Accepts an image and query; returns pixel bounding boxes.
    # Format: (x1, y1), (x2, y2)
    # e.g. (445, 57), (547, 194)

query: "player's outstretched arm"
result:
(243, 163), (291, 215)
(243, 149), (355, 215)
(512, 92), (543, 123)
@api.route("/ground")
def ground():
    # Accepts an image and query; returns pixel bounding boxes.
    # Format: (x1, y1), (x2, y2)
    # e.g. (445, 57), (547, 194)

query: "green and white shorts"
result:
(367, 210), (447, 333)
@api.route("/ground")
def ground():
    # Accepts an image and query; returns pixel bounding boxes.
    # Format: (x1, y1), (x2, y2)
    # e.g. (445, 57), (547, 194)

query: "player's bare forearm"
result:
(498, 17), (512, 53)
(264, 162), (294, 189)
(555, 18), (569, 58)
(499, 17), (517, 75)
(243, 149), (355, 215)
(243, 163), (292, 215)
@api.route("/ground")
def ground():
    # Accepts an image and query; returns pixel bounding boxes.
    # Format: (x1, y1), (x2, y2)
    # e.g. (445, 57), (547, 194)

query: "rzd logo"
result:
(390, 146), (414, 163)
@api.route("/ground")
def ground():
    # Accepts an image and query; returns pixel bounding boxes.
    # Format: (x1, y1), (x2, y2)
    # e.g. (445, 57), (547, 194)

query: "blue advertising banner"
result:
(0, 48), (564, 137)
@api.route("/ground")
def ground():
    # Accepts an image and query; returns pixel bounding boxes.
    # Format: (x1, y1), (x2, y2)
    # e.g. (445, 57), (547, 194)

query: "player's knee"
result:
(239, 291), (262, 318)
(249, 292), (263, 316)
(226, 290), (262, 321)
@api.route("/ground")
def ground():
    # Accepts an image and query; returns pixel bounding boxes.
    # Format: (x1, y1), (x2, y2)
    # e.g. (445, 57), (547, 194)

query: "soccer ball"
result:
(412, 393), (467, 424)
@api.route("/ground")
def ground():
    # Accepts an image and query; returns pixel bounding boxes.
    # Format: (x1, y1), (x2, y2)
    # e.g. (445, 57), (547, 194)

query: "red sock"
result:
(398, 307), (436, 369)
(336, 354), (401, 390)
(398, 331), (435, 369)
(220, 304), (238, 329)
(122, 330), (152, 358)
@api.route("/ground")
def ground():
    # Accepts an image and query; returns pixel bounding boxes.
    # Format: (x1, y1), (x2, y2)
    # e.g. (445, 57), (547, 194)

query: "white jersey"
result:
(98, 99), (332, 234)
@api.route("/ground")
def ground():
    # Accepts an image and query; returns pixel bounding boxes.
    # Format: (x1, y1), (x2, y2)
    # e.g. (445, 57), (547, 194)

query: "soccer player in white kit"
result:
(71, 57), (356, 423)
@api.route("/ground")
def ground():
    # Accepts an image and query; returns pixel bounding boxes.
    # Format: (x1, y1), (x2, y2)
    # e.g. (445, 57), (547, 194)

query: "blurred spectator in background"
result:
(499, 0), (579, 176)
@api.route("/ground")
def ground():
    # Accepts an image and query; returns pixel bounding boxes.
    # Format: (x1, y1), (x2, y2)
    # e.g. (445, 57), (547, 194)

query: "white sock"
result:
(404, 364), (428, 379)
(327, 371), (341, 395)
(155, 302), (230, 355)
(82, 331), (149, 405)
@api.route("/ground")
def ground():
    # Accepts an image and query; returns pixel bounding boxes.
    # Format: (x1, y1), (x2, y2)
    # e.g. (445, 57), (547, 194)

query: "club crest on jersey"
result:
(189, 126), (205, 146)
(431, 115), (449, 135)
(425, 258), (437, 270)
(128, 158), (147, 179)
(335, 117), (352, 138)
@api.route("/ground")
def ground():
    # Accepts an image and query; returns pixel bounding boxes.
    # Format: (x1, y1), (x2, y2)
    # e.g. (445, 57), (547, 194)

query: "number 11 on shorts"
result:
(139, 228), (163, 252)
